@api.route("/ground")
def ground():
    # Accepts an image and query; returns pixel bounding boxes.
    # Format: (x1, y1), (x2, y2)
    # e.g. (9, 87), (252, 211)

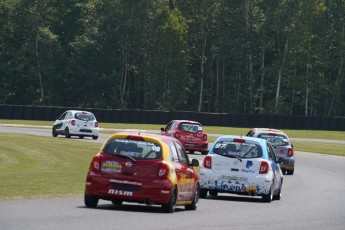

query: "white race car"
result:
(52, 110), (99, 140)
(199, 135), (283, 202)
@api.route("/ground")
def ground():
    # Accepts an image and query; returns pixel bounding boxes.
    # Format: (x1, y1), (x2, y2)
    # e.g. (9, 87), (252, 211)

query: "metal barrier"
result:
(0, 104), (344, 131)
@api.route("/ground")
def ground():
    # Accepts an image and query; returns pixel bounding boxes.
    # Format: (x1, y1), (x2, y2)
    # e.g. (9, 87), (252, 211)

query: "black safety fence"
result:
(0, 104), (344, 131)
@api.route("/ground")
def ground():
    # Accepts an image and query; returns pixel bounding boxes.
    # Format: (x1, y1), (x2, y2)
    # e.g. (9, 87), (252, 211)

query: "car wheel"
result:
(201, 151), (208, 155)
(185, 185), (199, 210)
(162, 187), (177, 213)
(92, 135), (98, 140)
(262, 188), (273, 202)
(189, 151), (195, 154)
(287, 169), (294, 175)
(79, 136), (84, 139)
(65, 128), (71, 138)
(199, 189), (208, 198)
(84, 194), (99, 208)
(209, 190), (218, 197)
(52, 127), (57, 137)
(111, 200), (123, 206)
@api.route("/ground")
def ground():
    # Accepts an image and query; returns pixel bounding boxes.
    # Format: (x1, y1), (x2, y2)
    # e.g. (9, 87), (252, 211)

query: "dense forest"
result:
(1, 0), (344, 117)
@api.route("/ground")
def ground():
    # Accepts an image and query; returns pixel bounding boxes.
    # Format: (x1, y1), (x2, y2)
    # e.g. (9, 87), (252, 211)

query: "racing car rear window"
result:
(257, 133), (290, 146)
(75, 112), (95, 121)
(212, 140), (262, 159)
(102, 138), (162, 160)
(179, 123), (203, 133)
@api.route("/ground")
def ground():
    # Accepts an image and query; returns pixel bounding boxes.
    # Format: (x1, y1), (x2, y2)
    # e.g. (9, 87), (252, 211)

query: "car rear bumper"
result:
(183, 142), (208, 152)
(69, 128), (99, 136)
(85, 172), (174, 204)
(199, 169), (273, 195)
(279, 157), (295, 171)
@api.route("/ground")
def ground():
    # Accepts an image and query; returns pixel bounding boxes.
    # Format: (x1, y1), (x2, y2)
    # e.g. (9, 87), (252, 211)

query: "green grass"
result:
(292, 141), (345, 156)
(0, 133), (101, 200)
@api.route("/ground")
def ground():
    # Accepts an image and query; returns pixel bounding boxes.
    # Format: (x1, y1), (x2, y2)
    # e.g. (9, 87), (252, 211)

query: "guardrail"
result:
(0, 104), (344, 131)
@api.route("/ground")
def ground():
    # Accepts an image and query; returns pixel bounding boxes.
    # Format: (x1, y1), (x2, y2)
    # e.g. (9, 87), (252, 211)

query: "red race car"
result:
(84, 132), (200, 213)
(160, 120), (209, 155)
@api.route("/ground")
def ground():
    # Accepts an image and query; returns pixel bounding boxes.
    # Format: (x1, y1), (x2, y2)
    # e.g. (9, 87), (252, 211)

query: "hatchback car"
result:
(52, 110), (99, 140)
(84, 132), (200, 213)
(246, 128), (295, 175)
(160, 120), (208, 155)
(199, 135), (283, 202)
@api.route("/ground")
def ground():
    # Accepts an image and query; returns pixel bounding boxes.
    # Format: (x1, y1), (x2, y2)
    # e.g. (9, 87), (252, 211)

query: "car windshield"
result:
(257, 133), (290, 146)
(212, 140), (262, 159)
(102, 138), (162, 160)
(75, 112), (95, 121)
(179, 123), (203, 133)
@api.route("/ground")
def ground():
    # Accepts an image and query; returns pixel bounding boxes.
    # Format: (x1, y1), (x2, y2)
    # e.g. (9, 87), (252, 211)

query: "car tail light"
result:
(203, 133), (207, 141)
(126, 135), (144, 141)
(259, 161), (269, 174)
(90, 155), (101, 172)
(203, 156), (212, 169)
(233, 138), (245, 143)
(157, 163), (169, 179)
(71, 120), (75, 126)
(288, 148), (294, 157)
(95, 121), (99, 128)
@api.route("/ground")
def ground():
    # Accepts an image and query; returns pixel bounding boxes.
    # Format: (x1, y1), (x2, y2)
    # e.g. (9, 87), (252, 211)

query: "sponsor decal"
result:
(242, 169), (256, 174)
(102, 161), (122, 173)
(108, 189), (133, 196)
(161, 190), (170, 194)
(246, 161), (253, 169)
(109, 179), (142, 186)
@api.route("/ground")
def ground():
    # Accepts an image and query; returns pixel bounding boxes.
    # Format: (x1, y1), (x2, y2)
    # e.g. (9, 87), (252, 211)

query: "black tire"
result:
(262, 188), (273, 202)
(287, 169), (294, 175)
(92, 135), (98, 140)
(189, 151), (195, 154)
(65, 128), (71, 138)
(201, 151), (208, 155)
(185, 186), (199, 210)
(199, 189), (208, 198)
(162, 188), (177, 213)
(79, 136), (84, 139)
(84, 194), (99, 208)
(52, 127), (57, 137)
(209, 190), (218, 197)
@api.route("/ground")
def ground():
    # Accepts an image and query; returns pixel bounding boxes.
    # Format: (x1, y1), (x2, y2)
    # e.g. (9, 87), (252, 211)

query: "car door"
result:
(173, 141), (194, 201)
(267, 142), (282, 192)
(161, 121), (176, 138)
(55, 111), (68, 132)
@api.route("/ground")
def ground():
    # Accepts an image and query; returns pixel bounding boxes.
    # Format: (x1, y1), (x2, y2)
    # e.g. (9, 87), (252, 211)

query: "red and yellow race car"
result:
(84, 132), (200, 213)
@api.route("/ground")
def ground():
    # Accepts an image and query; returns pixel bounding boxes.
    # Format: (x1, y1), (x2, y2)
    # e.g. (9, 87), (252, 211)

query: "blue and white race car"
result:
(199, 135), (283, 202)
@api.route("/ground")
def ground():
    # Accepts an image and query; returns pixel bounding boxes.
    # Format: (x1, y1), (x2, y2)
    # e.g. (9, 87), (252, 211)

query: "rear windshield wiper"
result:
(226, 155), (242, 162)
(114, 154), (137, 162)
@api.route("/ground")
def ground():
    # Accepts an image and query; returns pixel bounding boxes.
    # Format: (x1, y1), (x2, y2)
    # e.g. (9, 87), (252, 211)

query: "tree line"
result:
(1, 0), (344, 117)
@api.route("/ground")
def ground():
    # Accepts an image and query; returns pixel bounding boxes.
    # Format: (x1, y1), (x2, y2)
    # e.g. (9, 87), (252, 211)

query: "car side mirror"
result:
(291, 144), (294, 148)
(160, 127), (165, 131)
(190, 159), (199, 167)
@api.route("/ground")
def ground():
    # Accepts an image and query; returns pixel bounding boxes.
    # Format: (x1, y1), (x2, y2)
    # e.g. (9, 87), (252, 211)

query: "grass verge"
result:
(0, 133), (101, 200)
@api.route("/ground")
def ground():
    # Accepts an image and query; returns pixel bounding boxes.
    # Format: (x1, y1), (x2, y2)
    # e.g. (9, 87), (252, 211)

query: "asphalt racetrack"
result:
(1, 126), (345, 230)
